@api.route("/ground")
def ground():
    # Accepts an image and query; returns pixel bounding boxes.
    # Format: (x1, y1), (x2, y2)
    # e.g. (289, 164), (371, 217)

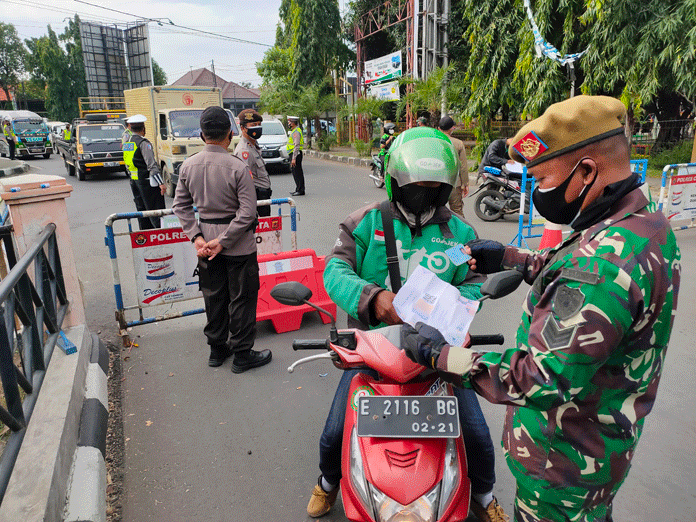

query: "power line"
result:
(73, 0), (272, 47)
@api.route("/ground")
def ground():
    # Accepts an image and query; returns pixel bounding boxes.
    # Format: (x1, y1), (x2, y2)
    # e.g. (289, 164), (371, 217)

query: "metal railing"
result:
(0, 223), (69, 504)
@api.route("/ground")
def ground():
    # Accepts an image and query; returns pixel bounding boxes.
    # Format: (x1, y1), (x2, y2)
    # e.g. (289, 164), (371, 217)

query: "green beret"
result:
(509, 95), (626, 166)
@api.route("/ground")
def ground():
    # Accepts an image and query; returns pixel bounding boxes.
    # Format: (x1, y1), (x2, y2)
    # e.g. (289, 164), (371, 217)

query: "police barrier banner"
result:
(364, 51), (402, 85)
(666, 166), (696, 221)
(130, 216), (284, 306)
(131, 228), (200, 306)
(367, 80), (400, 101)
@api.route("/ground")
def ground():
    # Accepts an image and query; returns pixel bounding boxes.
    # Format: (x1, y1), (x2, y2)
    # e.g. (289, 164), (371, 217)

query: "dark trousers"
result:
(291, 151), (304, 193)
(131, 180), (165, 229)
(319, 369), (496, 494)
(198, 253), (259, 352)
(8, 140), (15, 160)
(256, 186), (273, 217)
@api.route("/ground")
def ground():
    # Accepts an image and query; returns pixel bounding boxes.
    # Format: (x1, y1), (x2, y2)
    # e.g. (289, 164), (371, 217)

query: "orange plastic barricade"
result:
(256, 248), (337, 333)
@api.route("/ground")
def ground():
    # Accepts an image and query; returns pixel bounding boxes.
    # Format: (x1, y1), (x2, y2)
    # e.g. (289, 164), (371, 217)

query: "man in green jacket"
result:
(401, 95), (681, 522)
(307, 127), (508, 522)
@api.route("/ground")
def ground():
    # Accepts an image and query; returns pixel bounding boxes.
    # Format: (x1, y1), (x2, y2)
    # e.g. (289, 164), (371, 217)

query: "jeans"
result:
(318, 369), (496, 494)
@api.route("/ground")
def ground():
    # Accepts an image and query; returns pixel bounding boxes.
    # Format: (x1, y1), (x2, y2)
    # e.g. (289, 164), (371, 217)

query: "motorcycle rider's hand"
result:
(465, 239), (506, 274)
(400, 322), (449, 369)
(372, 290), (403, 325)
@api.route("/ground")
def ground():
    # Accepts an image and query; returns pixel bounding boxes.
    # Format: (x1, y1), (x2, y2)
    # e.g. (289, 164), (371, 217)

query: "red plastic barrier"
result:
(256, 248), (337, 333)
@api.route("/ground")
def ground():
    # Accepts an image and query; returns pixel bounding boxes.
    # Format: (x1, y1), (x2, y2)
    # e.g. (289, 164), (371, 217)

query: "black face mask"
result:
(532, 158), (595, 225)
(246, 126), (263, 140)
(399, 184), (441, 215)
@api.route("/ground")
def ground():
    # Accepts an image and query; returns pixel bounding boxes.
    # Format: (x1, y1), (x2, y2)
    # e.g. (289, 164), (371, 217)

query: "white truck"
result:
(123, 86), (240, 196)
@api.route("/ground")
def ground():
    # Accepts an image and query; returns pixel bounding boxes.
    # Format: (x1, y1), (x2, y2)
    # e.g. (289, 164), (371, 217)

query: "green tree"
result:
(274, 0), (352, 88)
(0, 23), (26, 105)
(152, 59), (167, 85)
(257, 45), (293, 86)
(25, 16), (87, 122)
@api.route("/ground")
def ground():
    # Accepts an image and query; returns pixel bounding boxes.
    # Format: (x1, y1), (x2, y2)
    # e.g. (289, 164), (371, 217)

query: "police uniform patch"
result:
(553, 284), (585, 320)
(242, 151), (249, 160)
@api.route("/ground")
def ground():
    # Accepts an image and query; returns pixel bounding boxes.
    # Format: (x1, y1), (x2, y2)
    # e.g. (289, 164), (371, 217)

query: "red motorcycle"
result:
(271, 271), (522, 522)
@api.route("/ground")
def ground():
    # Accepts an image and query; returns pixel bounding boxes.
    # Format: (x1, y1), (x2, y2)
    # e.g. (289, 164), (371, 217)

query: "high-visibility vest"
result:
(287, 127), (304, 152)
(122, 134), (148, 181)
(63, 129), (71, 140)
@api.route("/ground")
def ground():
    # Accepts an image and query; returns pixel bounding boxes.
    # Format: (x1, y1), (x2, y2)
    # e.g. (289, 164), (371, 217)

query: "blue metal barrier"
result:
(104, 198), (298, 344)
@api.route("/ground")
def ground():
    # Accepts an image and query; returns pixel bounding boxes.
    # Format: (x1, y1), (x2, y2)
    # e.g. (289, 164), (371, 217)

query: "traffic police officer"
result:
(401, 95), (681, 522)
(235, 109), (272, 217)
(2, 118), (15, 160)
(287, 116), (305, 196)
(172, 106), (272, 373)
(122, 114), (166, 230)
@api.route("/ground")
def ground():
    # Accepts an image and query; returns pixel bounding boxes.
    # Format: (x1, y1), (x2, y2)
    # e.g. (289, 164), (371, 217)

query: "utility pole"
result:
(211, 60), (217, 87)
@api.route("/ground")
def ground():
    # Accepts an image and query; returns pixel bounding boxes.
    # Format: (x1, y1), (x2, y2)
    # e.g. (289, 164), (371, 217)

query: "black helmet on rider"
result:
(385, 127), (459, 216)
(384, 122), (396, 135)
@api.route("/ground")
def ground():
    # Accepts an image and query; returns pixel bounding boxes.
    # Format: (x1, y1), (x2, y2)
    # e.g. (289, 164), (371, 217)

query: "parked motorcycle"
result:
(369, 154), (385, 188)
(471, 166), (530, 221)
(271, 270), (523, 522)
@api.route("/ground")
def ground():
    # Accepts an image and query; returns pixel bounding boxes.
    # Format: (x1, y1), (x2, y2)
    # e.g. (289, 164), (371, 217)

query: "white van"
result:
(258, 119), (290, 172)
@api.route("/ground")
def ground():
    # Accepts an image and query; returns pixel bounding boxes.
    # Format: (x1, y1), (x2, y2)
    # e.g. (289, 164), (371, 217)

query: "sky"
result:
(0, 0), (304, 87)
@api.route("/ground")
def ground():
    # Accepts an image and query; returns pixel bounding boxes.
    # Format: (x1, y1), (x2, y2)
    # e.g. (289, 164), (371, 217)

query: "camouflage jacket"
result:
(436, 188), (681, 509)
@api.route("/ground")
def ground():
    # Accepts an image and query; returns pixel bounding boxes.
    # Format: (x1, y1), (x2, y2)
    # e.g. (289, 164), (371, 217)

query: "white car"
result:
(47, 121), (67, 148)
(258, 119), (290, 172)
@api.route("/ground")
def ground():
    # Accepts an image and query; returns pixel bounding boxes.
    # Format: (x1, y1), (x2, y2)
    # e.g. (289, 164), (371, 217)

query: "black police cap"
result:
(200, 106), (231, 133)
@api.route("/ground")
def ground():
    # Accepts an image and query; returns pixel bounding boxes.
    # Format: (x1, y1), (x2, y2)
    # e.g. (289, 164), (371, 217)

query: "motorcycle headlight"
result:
(349, 427), (372, 512)
(437, 438), (460, 519)
(371, 482), (439, 522)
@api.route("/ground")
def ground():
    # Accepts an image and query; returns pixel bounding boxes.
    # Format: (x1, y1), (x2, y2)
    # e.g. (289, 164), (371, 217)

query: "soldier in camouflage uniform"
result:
(401, 96), (681, 522)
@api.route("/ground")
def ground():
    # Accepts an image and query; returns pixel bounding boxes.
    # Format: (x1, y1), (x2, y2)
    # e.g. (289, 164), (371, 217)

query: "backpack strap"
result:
(379, 200), (402, 293)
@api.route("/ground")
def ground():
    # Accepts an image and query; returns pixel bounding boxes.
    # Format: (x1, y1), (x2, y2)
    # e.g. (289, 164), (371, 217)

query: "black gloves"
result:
(400, 322), (450, 370)
(466, 239), (506, 274)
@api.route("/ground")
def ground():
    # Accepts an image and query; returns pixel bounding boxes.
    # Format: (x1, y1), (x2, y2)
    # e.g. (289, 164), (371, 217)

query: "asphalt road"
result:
(26, 154), (696, 522)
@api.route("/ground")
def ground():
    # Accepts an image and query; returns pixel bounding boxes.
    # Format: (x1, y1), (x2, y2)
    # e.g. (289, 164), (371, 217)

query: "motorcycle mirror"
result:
(480, 270), (523, 300)
(270, 281), (313, 306)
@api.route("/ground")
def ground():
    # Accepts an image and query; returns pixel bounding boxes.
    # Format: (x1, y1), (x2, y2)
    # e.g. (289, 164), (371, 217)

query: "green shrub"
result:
(317, 133), (337, 152)
(647, 140), (692, 171)
(354, 139), (372, 157)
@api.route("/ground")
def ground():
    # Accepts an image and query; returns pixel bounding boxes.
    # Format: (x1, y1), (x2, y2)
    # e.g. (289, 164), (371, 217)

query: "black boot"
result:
(208, 344), (231, 367)
(231, 349), (272, 373)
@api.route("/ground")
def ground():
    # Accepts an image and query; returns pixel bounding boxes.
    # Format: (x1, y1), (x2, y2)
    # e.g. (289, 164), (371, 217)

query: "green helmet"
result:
(385, 126), (459, 205)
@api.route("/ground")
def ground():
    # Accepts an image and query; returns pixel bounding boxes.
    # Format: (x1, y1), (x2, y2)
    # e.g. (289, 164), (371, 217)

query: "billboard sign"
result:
(667, 166), (696, 221)
(367, 80), (400, 101)
(364, 51), (402, 85)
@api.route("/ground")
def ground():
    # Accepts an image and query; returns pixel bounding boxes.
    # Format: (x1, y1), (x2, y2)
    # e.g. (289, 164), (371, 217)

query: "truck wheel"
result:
(43, 152), (51, 159)
(162, 167), (175, 197)
(77, 166), (85, 181)
(65, 160), (75, 177)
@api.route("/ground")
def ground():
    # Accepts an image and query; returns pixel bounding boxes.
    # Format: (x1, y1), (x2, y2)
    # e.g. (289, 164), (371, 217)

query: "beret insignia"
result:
(513, 131), (548, 161)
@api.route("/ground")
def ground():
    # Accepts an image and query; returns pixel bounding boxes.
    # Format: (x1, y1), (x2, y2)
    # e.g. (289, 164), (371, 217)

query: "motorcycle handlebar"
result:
(469, 334), (504, 346)
(292, 339), (330, 351)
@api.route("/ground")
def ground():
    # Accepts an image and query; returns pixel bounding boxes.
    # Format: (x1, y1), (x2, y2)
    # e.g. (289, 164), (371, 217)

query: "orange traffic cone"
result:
(538, 222), (563, 250)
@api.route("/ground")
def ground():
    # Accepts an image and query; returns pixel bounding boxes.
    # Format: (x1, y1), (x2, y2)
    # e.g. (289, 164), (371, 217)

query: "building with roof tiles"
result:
(171, 68), (259, 115)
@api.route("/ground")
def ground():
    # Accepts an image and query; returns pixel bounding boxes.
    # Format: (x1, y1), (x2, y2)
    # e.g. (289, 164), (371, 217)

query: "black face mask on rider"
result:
(246, 125), (263, 140)
(399, 183), (441, 215)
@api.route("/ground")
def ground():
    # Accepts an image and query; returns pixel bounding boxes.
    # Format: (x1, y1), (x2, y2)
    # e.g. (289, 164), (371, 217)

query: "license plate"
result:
(103, 161), (117, 167)
(357, 396), (460, 438)
(30, 148), (42, 153)
(261, 151), (275, 158)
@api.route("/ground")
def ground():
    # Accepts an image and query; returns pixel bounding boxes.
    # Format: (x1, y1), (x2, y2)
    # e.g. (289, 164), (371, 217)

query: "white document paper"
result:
(392, 265), (479, 347)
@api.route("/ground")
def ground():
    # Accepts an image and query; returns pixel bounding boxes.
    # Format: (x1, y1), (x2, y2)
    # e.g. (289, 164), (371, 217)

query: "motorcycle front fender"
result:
(469, 182), (495, 197)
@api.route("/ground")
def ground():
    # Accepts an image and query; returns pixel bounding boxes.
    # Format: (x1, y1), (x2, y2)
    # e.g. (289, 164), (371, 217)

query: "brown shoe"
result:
(470, 496), (509, 522)
(307, 479), (339, 518)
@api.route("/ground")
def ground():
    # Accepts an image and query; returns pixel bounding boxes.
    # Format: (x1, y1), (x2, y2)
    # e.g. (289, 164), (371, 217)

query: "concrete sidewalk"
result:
(0, 157), (30, 177)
